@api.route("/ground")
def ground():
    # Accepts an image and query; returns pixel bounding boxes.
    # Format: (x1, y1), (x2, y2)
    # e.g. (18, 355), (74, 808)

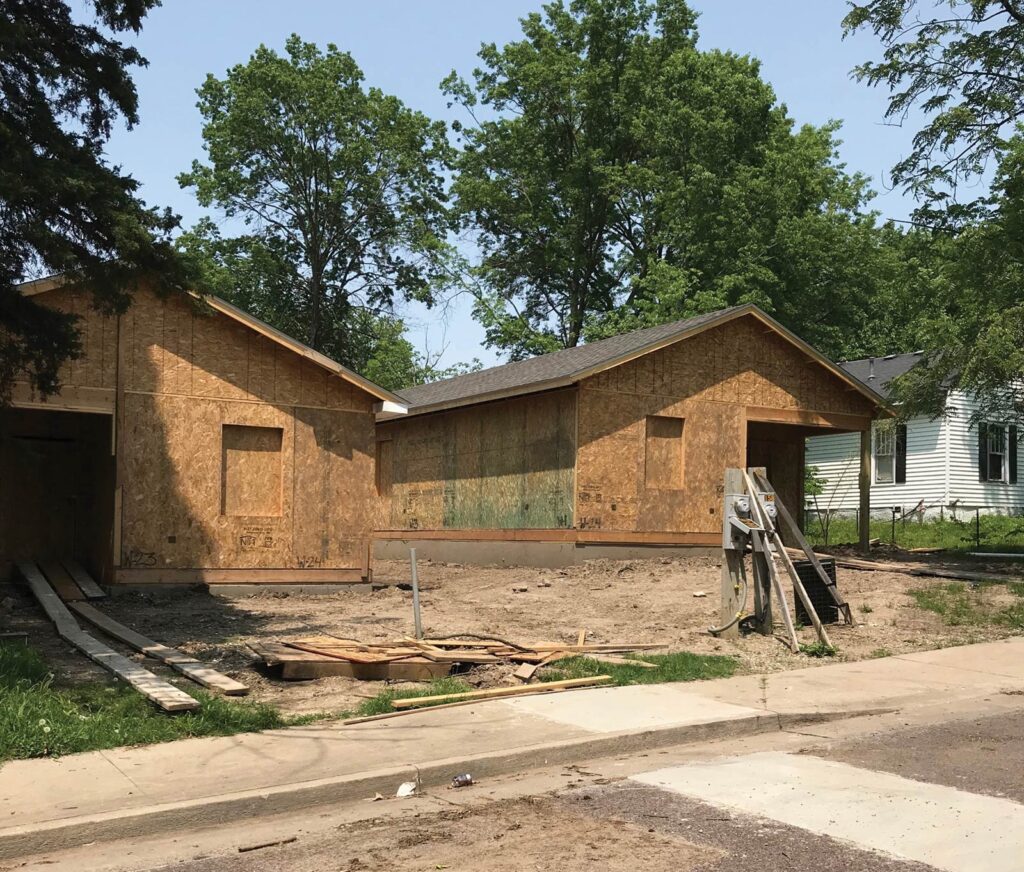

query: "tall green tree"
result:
(845, 1), (1024, 425)
(179, 36), (454, 375)
(0, 0), (192, 403)
(446, 0), (888, 361)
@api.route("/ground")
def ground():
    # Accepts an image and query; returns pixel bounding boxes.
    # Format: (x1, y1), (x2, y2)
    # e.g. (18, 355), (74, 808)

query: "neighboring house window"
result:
(978, 423), (1019, 484)
(873, 422), (907, 485)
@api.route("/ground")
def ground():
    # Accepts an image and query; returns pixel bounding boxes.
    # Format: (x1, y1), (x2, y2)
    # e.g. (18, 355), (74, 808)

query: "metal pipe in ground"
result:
(410, 547), (423, 640)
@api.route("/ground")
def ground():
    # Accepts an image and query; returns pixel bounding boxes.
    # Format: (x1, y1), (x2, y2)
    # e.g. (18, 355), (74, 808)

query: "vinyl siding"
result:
(944, 390), (1024, 510)
(805, 416), (946, 514)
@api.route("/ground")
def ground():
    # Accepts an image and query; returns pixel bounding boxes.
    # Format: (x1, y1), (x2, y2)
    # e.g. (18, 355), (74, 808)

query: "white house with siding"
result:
(806, 352), (1023, 519)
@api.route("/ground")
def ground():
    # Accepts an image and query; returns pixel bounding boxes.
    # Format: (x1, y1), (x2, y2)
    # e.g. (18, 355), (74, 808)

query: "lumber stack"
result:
(249, 635), (663, 682)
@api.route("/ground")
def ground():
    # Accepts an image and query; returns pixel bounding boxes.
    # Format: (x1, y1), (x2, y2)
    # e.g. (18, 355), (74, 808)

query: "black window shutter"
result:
(979, 422), (989, 482)
(895, 423), (907, 484)
(1011, 425), (1019, 485)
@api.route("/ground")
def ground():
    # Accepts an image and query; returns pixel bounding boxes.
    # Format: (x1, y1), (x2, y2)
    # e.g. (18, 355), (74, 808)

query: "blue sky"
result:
(103, 0), (922, 370)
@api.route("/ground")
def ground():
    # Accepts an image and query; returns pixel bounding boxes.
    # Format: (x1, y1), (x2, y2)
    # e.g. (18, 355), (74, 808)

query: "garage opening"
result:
(746, 420), (812, 539)
(0, 407), (115, 583)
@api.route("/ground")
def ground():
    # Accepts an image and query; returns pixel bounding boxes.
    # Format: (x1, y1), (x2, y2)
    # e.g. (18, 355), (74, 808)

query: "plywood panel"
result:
(574, 313), (869, 537)
(382, 390), (576, 531)
(221, 424), (284, 516)
(292, 407), (375, 568)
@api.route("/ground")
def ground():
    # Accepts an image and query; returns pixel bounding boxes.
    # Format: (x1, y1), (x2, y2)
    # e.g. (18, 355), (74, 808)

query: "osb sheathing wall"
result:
(576, 315), (875, 536)
(378, 390), (576, 530)
(8, 286), (376, 579)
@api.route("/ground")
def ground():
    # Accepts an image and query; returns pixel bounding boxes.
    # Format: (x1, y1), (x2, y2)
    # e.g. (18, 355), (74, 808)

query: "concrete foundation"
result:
(374, 537), (719, 568)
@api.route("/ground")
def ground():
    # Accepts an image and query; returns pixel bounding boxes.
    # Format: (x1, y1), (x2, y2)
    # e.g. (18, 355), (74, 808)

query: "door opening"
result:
(0, 407), (115, 582)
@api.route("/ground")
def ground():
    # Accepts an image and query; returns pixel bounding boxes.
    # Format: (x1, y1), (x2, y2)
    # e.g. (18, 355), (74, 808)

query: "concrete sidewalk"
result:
(2, 637), (1023, 859)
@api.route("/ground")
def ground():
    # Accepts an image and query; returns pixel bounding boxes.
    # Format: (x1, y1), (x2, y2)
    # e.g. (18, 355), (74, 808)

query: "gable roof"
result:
(840, 352), (924, 399)
(17, 274), (405, 406)
(395, 304), (889, 418)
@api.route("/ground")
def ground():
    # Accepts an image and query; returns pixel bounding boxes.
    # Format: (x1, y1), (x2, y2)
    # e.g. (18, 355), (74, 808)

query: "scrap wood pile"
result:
(249, 633), (663, 683)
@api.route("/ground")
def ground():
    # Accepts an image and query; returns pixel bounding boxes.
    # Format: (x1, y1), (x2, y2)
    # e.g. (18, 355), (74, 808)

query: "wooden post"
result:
(718, 468), (743, 639)
(859, 428), (872, 554)
(410, 548), (423, 640)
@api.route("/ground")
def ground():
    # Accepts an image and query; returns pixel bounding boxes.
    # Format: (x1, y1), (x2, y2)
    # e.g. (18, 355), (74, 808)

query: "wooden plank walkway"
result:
(18, 563), (199, 712)
(61, 559), (107, 599)
(38, 561), (85, 602)
(69, 602), (248, 696)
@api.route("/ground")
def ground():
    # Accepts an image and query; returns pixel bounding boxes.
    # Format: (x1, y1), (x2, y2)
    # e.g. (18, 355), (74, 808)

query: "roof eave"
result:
(15, 275), (402, 405)
(389, 375), (578, 420)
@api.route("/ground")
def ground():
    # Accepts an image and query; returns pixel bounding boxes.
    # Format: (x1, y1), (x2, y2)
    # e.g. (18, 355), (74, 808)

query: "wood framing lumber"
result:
(391, 675), (613, 709)
(68, 602), (249, 696)
(740, 473), (799, 653)
(39, 561), (85, 602)
(17, 563), (79, 637)
(576, 628), (587, 646)
(513, 650), (571, 682)
(249, 642), (451, 681)
(819, 555), (1019, 585)
(61, 559), (107, 600)
(773, 533), (832, 649)
(18, 563), (198, 712)
(753, 469), (853, 624)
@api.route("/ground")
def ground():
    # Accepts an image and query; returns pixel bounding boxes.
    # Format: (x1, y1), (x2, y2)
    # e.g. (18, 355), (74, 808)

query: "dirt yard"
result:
(3, 551), (1023, 715)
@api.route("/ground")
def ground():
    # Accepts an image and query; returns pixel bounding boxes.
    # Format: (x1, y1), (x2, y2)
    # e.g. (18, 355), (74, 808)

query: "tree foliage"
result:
(846, 1), (1024, 426)
(0, 0), (193, 402)
(179, 36), (454, 377)
(445, 0), (890, 361)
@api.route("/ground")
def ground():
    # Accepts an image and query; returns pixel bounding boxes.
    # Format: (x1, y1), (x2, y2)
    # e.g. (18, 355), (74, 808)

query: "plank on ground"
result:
(513, 650), (570, 683)
(38, 561), (86, 602)
(69, 602), (248, 696)
(18, 563), (198, 712)
(251, 642), (451, 681)
(61, 559), (107, 599)
(391, 675), (613, 709)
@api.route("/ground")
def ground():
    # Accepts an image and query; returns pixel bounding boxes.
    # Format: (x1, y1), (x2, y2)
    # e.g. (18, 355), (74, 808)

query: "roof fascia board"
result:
(568, 306), (755, 384)
(400, 304), (893, 418)
(196, 294), (404, 404)
(393, 376), (578, 419)
(746, 308), (893, 414)
(16, 275), (402, 405)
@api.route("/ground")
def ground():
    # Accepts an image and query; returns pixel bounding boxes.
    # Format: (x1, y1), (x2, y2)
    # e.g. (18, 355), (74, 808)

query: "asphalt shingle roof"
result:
(840, 352), (924, 398)
(397, 307), (742, 411)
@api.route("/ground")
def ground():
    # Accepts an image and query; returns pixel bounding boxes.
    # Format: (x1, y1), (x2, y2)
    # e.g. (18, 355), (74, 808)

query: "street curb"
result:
(0, 707), (888, 860)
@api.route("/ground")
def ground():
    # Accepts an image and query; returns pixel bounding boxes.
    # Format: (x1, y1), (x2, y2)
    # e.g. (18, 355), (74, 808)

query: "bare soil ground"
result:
(3, 551), (1022, 715)
(157, 786), (933, 872)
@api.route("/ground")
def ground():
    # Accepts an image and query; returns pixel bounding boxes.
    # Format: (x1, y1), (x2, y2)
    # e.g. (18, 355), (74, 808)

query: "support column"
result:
(859, 427), (871, 554)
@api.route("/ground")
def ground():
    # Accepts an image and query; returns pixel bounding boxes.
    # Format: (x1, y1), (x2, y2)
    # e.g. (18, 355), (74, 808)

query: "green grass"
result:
(909, 581), (1024, 630)
(806, 514), (1024, 553)
(344, 653), (741, 719)
(541, 652), (738, 686)
(798, 642), (837, 658)
(350, 676), (475, 717)
(0, 642), (314, 762)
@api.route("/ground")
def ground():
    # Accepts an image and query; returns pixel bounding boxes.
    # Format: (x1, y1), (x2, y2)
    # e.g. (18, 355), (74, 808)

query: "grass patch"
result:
(541, 652), (738, 686)
(799, 642), (837, 657)
(0, 642), (313, 762)
(909, 581), (1024, 630)
(806, 515), (1024, 552)
(350, 676), (474, 717)
(869, 647), (892, 659)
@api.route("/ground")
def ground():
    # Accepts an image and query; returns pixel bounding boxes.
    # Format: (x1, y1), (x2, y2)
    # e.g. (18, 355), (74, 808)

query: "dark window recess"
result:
(895, 423), (907, 484)
(979, 422), (1008, 483)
